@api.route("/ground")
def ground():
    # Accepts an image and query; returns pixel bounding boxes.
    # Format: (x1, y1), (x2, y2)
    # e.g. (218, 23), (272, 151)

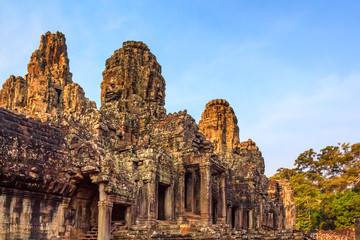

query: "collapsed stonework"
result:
(0, 32), (301, 239)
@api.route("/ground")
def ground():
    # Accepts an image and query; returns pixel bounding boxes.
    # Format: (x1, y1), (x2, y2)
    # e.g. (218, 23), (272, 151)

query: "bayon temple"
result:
(0, 32), (304, 239)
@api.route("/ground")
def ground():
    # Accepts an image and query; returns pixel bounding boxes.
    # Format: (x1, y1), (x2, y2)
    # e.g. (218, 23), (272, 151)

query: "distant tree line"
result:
(271, 143), (360, 231)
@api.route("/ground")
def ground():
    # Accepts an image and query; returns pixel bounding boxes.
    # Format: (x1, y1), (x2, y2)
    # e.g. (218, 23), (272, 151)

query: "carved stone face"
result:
(101, 76), (122, 104)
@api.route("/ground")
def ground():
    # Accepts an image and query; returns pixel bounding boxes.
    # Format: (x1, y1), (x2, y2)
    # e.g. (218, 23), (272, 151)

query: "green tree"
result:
(332, 191), (360, 228)
(290, 173), (322, 231)
(271, 142), (360, 231)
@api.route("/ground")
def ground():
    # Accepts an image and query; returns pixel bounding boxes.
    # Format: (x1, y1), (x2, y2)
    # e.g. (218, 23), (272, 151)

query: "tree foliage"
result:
(271, 142), (360, 231)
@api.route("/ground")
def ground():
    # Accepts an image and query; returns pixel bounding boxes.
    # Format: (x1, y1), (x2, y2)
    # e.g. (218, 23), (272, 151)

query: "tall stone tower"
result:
(100, 41), (166, 119)
(199, 99), (240, 154)
(0, 31), (95, 122)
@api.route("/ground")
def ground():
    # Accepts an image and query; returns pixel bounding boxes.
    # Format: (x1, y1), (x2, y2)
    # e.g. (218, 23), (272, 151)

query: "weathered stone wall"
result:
(0, 107), (102, 239)
(150, 110), (213, 155)
(268, 179), (296, 230)
(310, 228), (355, 240)
(0, 107), (75, 195)
(0, 188), (64, 240)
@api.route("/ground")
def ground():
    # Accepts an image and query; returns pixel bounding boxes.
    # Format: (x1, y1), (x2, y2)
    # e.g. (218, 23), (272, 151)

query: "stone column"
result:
(217, 173), (226, 224)
(137, 179), (156, 224)
(167, 184), (175, 222)
(237, 207), (241, 229)
(259, 200), (263, 229)
(97, 201), (113, 240)
(97, 182), (113, 240)
(255, 206), (261, 229)
(239, 205), (244, 229)
(177, 166), (187, 223)
(280, 209), (284, 230)
(58, 198), (71, 237)
(200, 164), (212, 224)
(275, 209), (280, 229)
(125, 206), (132, 226)
(138, 180), (148, 221)
(269, 212), (274, 228)
(149, 180), (156, 221)
(248, 209), (253, 230)
(80, 199), (90, 231)
(226, 206), (231, 225)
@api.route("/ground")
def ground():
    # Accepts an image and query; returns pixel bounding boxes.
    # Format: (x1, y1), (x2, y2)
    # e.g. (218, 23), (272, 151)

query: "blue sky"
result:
(1, 0), (359, 176)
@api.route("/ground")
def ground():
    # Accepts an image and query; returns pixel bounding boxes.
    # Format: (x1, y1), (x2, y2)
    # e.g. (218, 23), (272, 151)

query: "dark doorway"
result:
(185, 169), (201, 215)
(231, 207), (238, 228)
(72, 178), (99, 233)
(112, 204), (127, 222)
(158, 183), (170, 220)
(212, 199), (217, 224)
(242, 209), (248, 228)
(247, 210), (250, 229)
(273, 211), (277, 229)
(185, 171), (192, 212)
(55, 88), (62, 104)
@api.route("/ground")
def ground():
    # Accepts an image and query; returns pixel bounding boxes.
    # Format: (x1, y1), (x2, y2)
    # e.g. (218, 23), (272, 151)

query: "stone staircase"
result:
(112, 222), (314, 239)
(185, 212), (203, 225)
(79, 226), (98, 240)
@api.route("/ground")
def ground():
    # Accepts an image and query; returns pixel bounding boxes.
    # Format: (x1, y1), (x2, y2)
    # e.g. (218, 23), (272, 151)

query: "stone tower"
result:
(199, 99), (240, 154)
(101, 41), (166, 119)
(0, 31), (95, 122)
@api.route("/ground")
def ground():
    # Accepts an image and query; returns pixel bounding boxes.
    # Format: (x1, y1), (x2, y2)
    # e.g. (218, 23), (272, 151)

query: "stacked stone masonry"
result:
(0, 32), (304, 240)
(309, 229), (355, 240)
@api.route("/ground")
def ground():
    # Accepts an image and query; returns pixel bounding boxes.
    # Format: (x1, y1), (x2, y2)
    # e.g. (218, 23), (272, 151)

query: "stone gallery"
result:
(0, 32), (301, 239)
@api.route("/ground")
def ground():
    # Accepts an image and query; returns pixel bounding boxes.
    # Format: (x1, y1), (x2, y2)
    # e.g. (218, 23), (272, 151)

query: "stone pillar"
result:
(125, 206), (132, 226)
(137, 179), (156, 224)
(165, 185), (174, 221)
(58, 198), (70, 235)
(139, 180), (148, 220)
(97, 182), (113, 240)
(80, 199), (90, 231)
(177, 167), (187, 223)
(149, 180), (156, 221)
(259, 200), (263, 229)
(269, 212), (274, 228)
(281, 209), (285, 230)
(200, 164), (212, 224)
(237, 208), (241, 229)
(248, 209), (253, 230)
(239, 206), (244, 229)
(167, 184), (175, 222)
(217, 173), (226, 224)
(97, 201), (113, 240)
(255, 206), (261, 229)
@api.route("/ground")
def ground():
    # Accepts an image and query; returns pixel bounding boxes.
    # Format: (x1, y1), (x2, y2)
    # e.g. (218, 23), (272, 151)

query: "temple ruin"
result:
(0, 32), (303, 239)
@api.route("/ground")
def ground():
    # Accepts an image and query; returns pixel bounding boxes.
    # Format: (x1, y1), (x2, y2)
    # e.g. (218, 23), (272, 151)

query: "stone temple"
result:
(0, 32), (302, 239)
